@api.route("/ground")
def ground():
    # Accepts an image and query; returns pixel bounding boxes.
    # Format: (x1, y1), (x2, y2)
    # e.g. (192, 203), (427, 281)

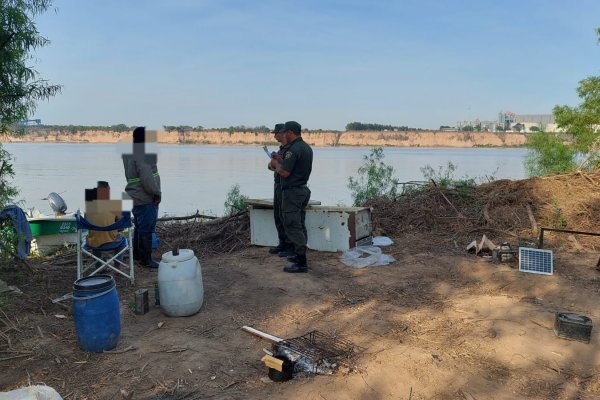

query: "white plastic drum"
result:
(158, 249), (204, 317)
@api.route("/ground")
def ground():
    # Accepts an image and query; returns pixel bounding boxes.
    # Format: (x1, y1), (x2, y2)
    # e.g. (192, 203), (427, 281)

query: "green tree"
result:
(524, 131), (577, 176)
(347, 147), (397, 206)
(553, 76), (600, 167)
(526, 30), (600, 175)
(0, 0), (59, 208)
(1, 0), (61, 132)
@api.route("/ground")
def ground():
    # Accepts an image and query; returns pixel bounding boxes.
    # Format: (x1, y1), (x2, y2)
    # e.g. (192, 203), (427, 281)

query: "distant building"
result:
(17, 119), (42, 126)
(456, 118), (497, 132)
(498, 111), (515, 130)
(513, 114), (557, 132)
(451, 111), (559, 133)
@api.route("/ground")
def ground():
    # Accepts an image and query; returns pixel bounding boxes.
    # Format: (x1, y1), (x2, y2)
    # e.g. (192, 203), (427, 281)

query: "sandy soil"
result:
(1, 235), (600, 400)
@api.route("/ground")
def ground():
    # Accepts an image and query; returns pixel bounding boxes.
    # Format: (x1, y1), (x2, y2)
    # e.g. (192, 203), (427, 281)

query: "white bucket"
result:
(158, 249), (204, 317)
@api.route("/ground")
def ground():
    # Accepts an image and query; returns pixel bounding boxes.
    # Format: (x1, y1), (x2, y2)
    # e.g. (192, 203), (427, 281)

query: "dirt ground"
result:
(2, 173), (600, 399)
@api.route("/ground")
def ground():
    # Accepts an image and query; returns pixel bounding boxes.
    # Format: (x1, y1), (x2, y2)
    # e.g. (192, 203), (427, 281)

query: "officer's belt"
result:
(282, 184), (308, 190)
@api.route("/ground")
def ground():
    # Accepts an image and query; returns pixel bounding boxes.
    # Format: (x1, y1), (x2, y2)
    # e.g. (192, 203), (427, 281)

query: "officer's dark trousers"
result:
(282, 186), (311, 256)
(132, 203), (158, 263)
(273, 184), (288, 247)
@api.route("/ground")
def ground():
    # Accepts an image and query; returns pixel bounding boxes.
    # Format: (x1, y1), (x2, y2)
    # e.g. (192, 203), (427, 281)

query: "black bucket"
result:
(268, 355), (294, 382)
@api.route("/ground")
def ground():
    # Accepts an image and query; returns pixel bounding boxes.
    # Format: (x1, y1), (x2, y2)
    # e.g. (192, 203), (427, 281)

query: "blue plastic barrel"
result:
(72, 275), (121, 352)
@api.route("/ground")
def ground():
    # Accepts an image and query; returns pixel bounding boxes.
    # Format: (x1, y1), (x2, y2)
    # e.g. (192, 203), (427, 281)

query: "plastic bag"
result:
(372, 236), (393, 246)
(0, 385), (63, 399)
(340, 245), (396, 268)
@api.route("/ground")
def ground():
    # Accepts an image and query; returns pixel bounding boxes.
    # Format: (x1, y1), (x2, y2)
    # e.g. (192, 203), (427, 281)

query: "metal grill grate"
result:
(277, 330), (363, 366)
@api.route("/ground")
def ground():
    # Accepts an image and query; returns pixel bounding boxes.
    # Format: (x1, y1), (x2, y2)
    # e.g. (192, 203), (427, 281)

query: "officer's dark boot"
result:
(283, 254), (308, 273)
(269, 243), (287, 254)
(139, 233), (159, 269)
(278, 243), (295, 258)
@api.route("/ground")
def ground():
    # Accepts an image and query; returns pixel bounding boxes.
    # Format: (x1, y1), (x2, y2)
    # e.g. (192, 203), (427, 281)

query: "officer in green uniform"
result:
(267, 123), (293, 257)
(272, 121), (313, 273)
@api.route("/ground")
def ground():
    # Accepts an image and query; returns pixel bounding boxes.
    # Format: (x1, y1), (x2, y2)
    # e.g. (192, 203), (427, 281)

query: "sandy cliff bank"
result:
(4, 129), (528, 147)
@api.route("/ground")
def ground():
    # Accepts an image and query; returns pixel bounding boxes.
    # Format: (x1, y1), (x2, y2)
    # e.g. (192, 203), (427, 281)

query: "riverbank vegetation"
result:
(345, 121), (426, 131)
(347, 147), (398, 206)
(0, 0), (61, 134)
(224, 184), (249, 216)
(1, 0), (59, 223)
(348, 147), (488, 207)
(525, 29), (600, 177)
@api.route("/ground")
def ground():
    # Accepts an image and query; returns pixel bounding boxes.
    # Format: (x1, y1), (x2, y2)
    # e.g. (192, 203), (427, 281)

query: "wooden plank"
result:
(241, 326), (283, 343)
(261, 355), (283, 371)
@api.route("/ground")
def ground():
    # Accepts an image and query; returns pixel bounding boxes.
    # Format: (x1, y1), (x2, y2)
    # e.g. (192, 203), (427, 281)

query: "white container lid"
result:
(161, 249), (195, 263)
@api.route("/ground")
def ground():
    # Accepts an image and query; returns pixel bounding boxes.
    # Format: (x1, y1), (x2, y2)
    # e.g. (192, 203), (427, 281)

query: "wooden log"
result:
(526, 204), (538, 232)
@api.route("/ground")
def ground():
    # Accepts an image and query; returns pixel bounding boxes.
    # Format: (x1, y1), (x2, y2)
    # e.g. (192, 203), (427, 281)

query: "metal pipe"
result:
(538, 227), (600, 249)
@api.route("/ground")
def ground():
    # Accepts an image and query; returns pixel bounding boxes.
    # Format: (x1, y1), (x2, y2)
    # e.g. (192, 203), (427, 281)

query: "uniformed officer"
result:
(271, 121), (313, 273)
(267, 123), (293, 257)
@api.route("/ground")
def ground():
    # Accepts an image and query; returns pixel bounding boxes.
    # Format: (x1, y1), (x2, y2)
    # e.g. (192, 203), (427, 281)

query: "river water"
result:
(3, 143), (528, 216)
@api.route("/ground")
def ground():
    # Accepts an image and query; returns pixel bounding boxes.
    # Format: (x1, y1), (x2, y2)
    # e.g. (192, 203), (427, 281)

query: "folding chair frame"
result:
(76, 211), (135, 284)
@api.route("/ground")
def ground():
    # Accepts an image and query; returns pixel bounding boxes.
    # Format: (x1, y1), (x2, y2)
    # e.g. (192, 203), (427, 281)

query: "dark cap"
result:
(272, 123), (284, 134)
(97, 181), (109, 188)
(282, 121), (301, 135)
(133, 126), (145, 143)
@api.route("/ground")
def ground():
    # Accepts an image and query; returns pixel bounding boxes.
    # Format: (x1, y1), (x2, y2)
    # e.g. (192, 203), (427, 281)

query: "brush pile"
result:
(156, 212), (250, 258)
(366, 171), (600, 248)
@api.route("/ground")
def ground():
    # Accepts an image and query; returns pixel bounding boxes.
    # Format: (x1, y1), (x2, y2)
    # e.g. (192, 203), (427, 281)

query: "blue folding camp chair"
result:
(75, 210), (135, 284)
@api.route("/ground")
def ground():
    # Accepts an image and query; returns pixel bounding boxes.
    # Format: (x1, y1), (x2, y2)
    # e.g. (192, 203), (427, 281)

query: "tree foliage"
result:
(0, 146), (18, 209)
(222, 125), (270, 134)
(163, 125), (203, 132)
(525, 29), (600, 176)
(347, 147), (398, 206)
(553, 76), (600, 154)
(0, 0), (57, 209)
(524, 131), (577, 176)
(223, 184), (248, 216)
(1, 0), (61, 133)
(345, 122), (424, 132)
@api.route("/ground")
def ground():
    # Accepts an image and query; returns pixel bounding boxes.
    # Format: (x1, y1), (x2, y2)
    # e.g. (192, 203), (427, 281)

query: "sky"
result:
(31, 0), (600, 131)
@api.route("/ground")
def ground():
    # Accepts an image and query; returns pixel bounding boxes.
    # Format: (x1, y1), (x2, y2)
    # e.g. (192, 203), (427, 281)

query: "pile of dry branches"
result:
(156, 212), (250, 258)
(366, 172), (600, 246)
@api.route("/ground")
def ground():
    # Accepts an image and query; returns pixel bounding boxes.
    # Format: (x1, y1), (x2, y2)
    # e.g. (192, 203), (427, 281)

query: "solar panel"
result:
(519, 247), (553, 275)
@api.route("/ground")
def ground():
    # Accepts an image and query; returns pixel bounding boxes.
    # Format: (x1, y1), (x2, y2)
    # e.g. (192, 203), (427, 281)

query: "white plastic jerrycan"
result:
(158, 248), (204, 317)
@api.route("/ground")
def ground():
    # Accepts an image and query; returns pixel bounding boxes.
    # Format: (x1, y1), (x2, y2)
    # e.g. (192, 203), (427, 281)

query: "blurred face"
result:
(275, 131), (286, 145)
(97, 185), (110, 200)
(284, 130), (296, 143)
